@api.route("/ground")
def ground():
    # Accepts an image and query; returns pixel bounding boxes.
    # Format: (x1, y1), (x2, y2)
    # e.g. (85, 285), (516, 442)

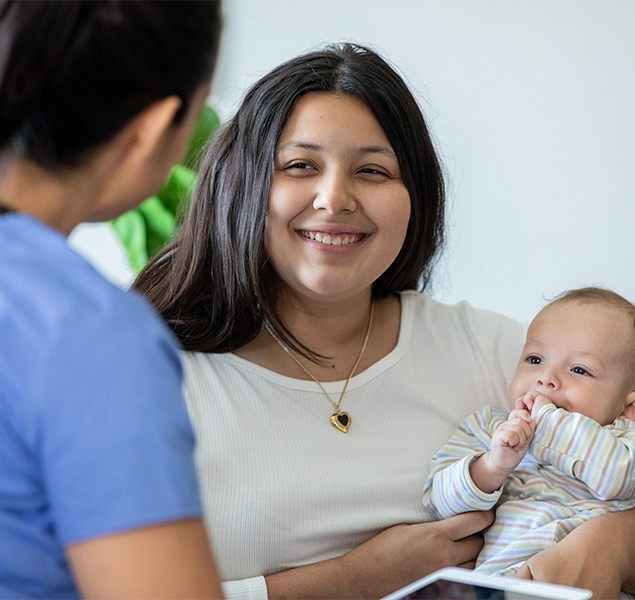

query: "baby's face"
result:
(508, 301), (635, 425)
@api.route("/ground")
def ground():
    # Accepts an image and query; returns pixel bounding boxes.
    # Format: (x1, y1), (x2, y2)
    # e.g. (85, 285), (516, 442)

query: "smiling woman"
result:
(266, 93), (411, 311)
(133, 43), (635, 600)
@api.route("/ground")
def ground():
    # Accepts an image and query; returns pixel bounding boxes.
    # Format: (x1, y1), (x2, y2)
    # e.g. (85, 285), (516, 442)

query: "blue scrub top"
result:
(0, 215), (203, 599)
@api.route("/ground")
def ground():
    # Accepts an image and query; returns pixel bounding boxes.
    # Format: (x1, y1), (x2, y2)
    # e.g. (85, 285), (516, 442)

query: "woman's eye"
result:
(286, 162), (313, 170)
(572, 366), (590, 376)
(359, 167), (388, 177)
(528, 356), (543, 365)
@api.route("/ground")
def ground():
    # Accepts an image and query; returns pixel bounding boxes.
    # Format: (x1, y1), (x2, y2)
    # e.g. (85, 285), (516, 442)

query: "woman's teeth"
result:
(300, 231), (363, 245)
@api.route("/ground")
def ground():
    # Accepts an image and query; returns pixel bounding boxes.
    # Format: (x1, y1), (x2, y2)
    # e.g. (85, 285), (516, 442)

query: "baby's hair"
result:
(549, 288), (635, 372)
(550, 286), (635, 327)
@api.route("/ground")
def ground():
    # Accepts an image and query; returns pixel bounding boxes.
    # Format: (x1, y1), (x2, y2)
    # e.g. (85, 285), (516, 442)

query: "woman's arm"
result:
(264, 510), (494, 600)
(66, 518), (223, 599)
(515, 508), (635, 599)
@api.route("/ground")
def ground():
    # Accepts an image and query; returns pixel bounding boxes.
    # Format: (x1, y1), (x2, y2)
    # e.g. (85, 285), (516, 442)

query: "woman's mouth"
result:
(299, 230), (365, 246)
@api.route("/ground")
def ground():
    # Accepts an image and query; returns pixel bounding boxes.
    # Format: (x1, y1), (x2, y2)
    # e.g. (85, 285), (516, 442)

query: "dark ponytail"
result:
(0, 0), (222, 168)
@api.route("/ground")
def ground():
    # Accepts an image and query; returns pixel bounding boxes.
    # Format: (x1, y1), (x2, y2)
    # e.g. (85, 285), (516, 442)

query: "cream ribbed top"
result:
(182, 291), (526, 599)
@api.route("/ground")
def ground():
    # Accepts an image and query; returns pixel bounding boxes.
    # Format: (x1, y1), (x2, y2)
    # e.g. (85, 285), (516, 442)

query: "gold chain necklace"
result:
(264, 303), (374, 433)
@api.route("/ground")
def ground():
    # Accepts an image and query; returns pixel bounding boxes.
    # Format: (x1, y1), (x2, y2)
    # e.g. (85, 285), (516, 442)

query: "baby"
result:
(423, 287), (635, 581)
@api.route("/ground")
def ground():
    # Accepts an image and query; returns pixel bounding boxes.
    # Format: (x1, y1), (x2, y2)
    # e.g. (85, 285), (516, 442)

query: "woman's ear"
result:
(124, 96), (183, 163)
(620, 390), (635, 421)
(94, 95), (184, 219)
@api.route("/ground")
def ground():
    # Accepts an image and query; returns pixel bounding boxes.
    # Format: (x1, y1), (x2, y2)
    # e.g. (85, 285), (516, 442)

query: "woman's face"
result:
(265, 93), (411, 306)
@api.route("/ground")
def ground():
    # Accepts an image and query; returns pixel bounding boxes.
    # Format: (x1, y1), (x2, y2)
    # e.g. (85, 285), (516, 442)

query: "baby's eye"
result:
(572, 366), (591, 376)
(527, 356), (543, 365)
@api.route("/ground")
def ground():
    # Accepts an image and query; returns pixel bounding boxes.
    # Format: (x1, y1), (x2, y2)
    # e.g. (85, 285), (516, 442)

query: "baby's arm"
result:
(423, 406), (524, 519)
(469, 406), (535, 494)
(526, 392), (635, 500)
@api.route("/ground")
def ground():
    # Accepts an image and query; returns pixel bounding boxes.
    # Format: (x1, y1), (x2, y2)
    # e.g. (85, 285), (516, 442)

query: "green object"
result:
(183, 104), (221, 171)
(111, 210), (148, 274)
(139, 196), (177, 259)
(156, 163), (198, 217)
(112, 104), (219, 273)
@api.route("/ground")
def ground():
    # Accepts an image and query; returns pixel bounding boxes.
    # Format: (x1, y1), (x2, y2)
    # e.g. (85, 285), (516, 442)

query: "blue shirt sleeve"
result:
(29, 289), (203, 544)
(1, 216), (204, 598)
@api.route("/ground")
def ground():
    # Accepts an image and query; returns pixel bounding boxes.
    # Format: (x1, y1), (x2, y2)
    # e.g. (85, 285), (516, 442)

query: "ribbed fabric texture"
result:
(183, 291), (526, 598)
(423, 404), (635, 579)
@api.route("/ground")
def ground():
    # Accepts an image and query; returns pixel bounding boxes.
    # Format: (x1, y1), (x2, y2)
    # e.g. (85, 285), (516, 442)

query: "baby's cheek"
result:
(506, 373), (527, 409)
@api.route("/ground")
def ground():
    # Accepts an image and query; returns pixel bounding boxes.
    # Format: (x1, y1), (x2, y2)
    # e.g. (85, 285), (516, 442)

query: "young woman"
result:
(134, 43), (635, 600)
(0, 1), (223, 598)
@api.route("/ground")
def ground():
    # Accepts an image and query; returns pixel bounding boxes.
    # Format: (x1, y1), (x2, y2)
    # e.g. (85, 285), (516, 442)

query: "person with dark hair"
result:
(134, 44), (635, 599)
(0, 1), (224, 597)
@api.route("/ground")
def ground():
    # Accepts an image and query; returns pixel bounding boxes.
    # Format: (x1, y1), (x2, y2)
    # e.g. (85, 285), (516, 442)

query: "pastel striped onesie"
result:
(422, 403), (635, 579)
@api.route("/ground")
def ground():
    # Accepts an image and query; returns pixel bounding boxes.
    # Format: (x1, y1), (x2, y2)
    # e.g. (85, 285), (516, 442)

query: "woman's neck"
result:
(278, 292), (374, 355)
(0, 156), (105, 236)
(234, 292), (402, 382)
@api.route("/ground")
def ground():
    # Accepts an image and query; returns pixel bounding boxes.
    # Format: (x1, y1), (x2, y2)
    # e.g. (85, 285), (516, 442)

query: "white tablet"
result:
(381, 568), (592, 600)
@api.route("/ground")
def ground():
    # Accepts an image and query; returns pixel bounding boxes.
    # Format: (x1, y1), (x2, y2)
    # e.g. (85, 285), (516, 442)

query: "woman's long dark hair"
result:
(0, 0), (222, 168)
(134, 43), (446, 358)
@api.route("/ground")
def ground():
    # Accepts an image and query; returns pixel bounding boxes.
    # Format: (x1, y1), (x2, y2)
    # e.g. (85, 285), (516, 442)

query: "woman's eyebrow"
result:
(276, 142), (397, 161)
(358, 146), (398, 161)
(276, 141), (321, 154)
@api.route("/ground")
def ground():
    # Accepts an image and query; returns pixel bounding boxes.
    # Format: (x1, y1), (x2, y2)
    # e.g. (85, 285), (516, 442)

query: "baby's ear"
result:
(620, 390), (635, 421)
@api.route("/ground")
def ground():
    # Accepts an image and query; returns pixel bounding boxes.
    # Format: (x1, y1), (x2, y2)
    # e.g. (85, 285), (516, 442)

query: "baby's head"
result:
(508, 287), (635, 425)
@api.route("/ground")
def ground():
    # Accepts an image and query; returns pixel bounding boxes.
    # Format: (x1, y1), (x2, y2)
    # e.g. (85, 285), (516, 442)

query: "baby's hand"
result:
(489, 409), (535, 472)
(470, 410), (536, 494)
(517, 391), (554, 420)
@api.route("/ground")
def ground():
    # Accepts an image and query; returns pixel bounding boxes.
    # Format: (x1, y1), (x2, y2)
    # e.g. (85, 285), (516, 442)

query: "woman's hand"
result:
(515, 509), (635, 599)
(342, 511), (495, 598)
(265, 510), (494, 599)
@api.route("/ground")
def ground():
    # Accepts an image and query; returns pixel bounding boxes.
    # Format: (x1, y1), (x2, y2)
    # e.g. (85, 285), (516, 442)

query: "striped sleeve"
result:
(422, 406), (508, 519)
(530, 405), (635, 500)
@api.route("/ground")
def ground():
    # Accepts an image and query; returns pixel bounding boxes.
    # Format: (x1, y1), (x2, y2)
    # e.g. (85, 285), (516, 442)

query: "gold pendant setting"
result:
(331, 411), (351, 433)
(265, 303), (373, 438)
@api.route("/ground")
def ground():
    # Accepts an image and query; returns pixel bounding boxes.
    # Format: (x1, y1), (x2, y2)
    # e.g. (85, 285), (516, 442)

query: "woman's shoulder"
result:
(4, 215), (170, 333)
(400, 291), (526, 386)
(1, 215), (182, 410)
(401, 290), (526, 341)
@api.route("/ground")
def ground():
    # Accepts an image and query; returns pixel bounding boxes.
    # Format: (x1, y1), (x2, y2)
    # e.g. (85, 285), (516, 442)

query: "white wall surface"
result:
(72, 0), (635, 324)
(68, 224), (135, 288)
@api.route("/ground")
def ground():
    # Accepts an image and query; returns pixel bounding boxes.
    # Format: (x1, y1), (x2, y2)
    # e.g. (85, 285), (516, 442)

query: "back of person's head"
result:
(0, 0), (222, 169)
(135, 43), (445, 355)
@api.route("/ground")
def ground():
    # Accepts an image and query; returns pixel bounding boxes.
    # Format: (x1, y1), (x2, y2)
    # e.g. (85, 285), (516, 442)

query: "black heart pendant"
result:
(331, 411), (351, 433)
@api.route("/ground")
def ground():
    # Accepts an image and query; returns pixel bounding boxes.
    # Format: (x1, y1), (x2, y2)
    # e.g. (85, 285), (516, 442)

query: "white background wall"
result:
(71, 0), (635, 324)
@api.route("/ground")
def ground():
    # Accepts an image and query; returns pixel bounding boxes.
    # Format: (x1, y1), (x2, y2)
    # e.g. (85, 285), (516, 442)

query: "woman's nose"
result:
(312, 169), (356, 214)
